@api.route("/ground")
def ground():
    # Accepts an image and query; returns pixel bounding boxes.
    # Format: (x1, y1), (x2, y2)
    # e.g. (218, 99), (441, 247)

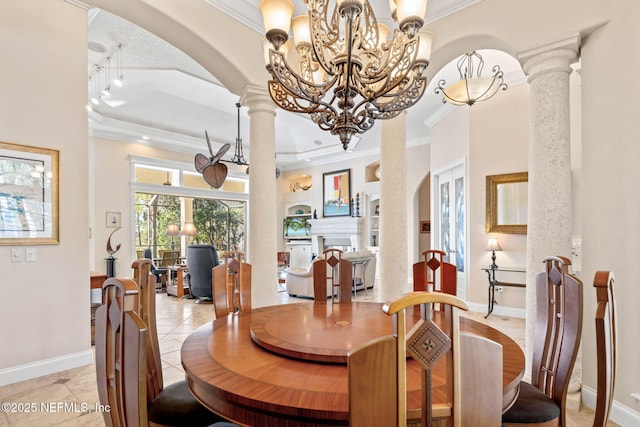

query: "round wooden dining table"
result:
(181, 301), (524, 427)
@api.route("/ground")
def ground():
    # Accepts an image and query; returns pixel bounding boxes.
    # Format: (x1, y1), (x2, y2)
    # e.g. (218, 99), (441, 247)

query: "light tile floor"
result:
(0, 287), (614, 426)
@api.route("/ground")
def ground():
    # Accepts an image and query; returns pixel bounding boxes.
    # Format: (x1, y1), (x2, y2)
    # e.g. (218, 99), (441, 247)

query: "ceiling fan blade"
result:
(194, 153), (211, 173)
(202, 162), (228, 189)
(212, 143), (231, 163)
(205, 130), (214, 157)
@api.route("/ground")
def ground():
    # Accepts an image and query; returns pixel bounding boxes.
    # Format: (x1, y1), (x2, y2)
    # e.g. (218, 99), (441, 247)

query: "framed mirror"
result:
(486, 172), (528, 234)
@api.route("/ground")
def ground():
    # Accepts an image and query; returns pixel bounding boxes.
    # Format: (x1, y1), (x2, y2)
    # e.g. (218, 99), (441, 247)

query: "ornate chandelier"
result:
(260, 0), (433, 150)
(435, 51), (507, 106)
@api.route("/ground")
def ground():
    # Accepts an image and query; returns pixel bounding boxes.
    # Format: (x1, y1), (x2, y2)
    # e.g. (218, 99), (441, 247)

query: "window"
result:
(131, 157), (248, 259)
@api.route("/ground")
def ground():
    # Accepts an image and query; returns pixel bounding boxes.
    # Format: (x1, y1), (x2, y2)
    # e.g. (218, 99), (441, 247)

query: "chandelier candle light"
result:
(260, 0), (433, 150)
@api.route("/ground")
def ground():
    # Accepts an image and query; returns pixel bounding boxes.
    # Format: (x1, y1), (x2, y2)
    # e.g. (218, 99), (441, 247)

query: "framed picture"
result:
(420, 220), (431, 234)
(106, 212), (121, 228)
(323, 169), (351, 217)
(0, 141), (59, 245)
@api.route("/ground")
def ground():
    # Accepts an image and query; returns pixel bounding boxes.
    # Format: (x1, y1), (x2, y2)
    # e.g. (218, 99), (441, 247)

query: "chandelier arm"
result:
(362, 34), (420, 100)
(309, 3), (341, 76)
(369, 75), (428, 118)
(268, 80), (337, 115)
(475, 72), (508, 102)
(360, 1), (378, 51)
(268, 49), (338, 105)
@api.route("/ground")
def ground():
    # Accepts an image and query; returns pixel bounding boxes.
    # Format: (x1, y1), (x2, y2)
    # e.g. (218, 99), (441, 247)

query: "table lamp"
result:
(181, 222), (197, 260)
(486, 237), (502, 269)
(166, 223), (180, 266)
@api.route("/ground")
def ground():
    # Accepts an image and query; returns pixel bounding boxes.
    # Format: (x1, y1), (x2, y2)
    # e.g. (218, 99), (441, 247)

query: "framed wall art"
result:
(420, 220), (431, 234)
(106, 212), (121, 228)
(323, 169), (351, 217)
(0, 141), (60, 245)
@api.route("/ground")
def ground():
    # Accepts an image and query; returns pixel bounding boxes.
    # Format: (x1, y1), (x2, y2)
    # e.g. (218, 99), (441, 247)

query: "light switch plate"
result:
(11, 248), (23, 262)
(25, 248), (37, 262)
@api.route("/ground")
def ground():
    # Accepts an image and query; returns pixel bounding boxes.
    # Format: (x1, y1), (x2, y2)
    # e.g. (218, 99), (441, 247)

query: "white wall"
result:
(90, 136), (198, 277)
(468, 83), (529, 309)
(0, 1), (91, 382)
(580, 0), (640, 412)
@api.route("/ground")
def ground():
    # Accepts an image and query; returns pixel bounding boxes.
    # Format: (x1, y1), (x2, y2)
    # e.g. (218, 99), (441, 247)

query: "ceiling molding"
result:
(64, 0), (91, 10)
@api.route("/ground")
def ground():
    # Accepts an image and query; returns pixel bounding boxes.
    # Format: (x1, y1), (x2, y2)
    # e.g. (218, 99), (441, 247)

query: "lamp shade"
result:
(486, 237), (502, 252)
(260, 0), (295, 34)
(416, 29), (433, 63)
(180, 222), (197, 237)
(396, 0), (428, 24)
(165, 223), (180, 237)
(291, 15), (311, 50)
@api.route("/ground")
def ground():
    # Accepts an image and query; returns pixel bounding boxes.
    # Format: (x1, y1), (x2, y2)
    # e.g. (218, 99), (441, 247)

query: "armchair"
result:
(185, 244), (220, 304)
(143, 248), (167, 290)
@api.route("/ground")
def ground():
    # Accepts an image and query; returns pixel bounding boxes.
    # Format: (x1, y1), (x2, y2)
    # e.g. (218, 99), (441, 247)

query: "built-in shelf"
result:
(368, 194), (380, 247)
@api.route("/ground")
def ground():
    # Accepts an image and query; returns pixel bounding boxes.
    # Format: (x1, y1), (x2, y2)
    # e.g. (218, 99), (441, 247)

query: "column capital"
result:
(518, 33), (580, 82)
(240, 85), (276, 116)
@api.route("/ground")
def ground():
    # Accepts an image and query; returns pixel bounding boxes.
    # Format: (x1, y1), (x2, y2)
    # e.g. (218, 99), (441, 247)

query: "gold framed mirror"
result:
(486, 172), (528, 234)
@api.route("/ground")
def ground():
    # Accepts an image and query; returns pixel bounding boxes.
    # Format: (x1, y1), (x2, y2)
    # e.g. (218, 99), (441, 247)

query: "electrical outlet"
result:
(11, 248), (23, 262)
(496, 286), (504, 294)
(25, 248), (37, 262)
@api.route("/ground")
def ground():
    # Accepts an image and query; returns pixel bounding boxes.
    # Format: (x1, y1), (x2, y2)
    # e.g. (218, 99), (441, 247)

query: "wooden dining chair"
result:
(412, 249), (457, 295)
(592, 270), (617, 427)
(502, 256), (583, 427)
(313, 248), (353, 303)
(132, 259), (163, 398)
(212, 251), (251, 318)
(348, 291), (502, 426)
(131, 259), (228, 426)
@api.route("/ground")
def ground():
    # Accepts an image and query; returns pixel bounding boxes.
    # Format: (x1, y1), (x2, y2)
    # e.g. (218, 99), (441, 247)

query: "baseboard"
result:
(0, 350), (94, 387)
(467, 302), (526, 319)
(581, 386), (640, 427)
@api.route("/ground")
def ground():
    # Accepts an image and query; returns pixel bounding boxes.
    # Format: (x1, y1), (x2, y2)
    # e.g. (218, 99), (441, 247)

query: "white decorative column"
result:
(379, 112), (409, 301)
(518, 34), (579, 375)
(240, 85), (279, 308)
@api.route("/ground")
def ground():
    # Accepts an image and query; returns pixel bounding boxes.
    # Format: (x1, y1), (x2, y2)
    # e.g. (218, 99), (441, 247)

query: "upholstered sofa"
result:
(285, 250), (377, 299)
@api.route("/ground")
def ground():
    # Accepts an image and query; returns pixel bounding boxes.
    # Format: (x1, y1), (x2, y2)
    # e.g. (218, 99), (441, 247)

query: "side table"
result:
(166, 265), (189, 298)
(482, 266), (526, 318)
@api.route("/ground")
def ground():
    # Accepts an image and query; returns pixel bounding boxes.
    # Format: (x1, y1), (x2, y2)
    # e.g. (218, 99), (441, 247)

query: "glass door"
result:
(433, 161), (467, 300)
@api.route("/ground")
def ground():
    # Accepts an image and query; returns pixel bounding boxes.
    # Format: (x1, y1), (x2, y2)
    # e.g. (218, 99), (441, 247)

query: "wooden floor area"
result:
(0, 287), (617, 426)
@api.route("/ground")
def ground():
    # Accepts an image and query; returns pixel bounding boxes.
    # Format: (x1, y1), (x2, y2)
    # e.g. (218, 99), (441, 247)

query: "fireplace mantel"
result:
(308, 217), (364, 254)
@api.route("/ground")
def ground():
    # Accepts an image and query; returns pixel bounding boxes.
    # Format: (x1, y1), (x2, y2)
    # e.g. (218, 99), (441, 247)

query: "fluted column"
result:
(240, 85), (279, 308)
(379, 112), (409, 301)
(518, 34), (579, 373)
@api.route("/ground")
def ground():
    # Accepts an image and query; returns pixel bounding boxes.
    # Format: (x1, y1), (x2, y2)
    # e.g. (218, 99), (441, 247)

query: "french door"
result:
(433, 161), (467, 300)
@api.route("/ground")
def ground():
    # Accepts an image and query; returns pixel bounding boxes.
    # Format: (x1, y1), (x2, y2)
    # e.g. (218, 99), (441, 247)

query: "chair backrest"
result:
(348, 291), (502, 426)
(412, 249), (457, 295)
(313, 248), (352, 303)
(131, 259), (163, 401)
(532, 256), (583, 427)
(212, 251), (252, 318)
(95, 278), (149, 427)
(186, 244), (220, 299)
(277, 251), (290, 267)
(161, 251), (178, 267)
(592, 271), (617, 427)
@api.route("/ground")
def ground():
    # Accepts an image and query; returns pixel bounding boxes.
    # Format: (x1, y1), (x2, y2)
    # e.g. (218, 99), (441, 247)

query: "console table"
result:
(482, 266), (526, 318)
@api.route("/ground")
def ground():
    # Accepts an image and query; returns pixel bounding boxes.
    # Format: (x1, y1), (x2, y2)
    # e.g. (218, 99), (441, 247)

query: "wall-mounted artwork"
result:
(0, 141), (59, 245)
(323, 169), (351, 217)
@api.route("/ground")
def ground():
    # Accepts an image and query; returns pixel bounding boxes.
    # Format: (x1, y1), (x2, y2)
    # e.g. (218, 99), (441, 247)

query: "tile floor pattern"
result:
(0, 288), (616, 426)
